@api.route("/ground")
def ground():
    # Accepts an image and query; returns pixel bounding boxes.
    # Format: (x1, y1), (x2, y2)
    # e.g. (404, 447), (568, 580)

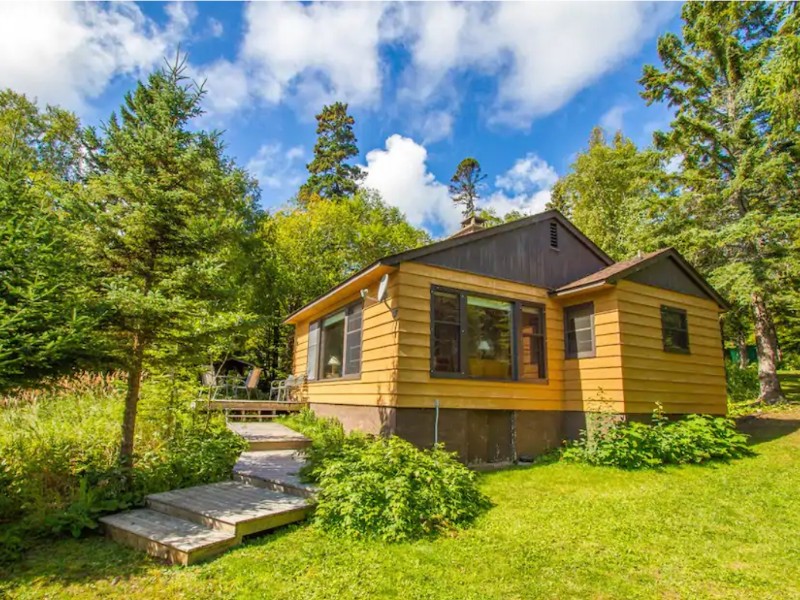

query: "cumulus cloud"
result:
(481, 153), (559, 217)
(0, 2), (192, 112)
(247, 143), (307, 206)
(419, 110), (455, 144)
(403, 2), (673, 127)
(362, 135), (461, 233)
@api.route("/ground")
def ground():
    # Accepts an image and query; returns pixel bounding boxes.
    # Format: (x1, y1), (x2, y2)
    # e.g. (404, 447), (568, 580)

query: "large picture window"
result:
(307, 302), (362, 380)
(430, 286), (546, 382)
(661, 305), (689, 353)
(564, 302), (595, 359)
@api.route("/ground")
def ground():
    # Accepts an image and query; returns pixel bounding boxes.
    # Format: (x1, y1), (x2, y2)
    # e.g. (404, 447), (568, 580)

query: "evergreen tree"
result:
(0, 90), (95, 390)
(300, 102), (364, 200)
(640, 1), (795, 403)
(550, 127), (666, 261)
(449, 157), (486, 218)
(79, 57), (259, 468)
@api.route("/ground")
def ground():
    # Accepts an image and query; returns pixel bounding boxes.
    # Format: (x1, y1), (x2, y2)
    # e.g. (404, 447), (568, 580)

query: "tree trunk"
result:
(737, 334), (748, 368)
(119, 333), (145, 470)
(751, 292), (785, 404)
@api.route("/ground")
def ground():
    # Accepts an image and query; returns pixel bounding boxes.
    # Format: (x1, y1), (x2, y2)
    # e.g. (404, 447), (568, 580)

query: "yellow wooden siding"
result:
(616, 279), (726, 414)
(394, 262), (567, 410)
(561, 289), (625, 410)
(292, 276), (400, 406)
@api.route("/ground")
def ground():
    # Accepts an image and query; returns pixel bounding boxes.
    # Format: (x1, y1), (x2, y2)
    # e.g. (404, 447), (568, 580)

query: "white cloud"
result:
(403, 2), (672, 127)
(194, 59), (250, 117)
(495, 154), (558, 195)
(600, 104), (629, 133)
(0, 2), (192, 112)
(419, 110), (454, 144)
(482, 153), (559, 217)
(362, 135), (461, 233)
(241, 2), (388, 111)
(247, 143), (306, 206)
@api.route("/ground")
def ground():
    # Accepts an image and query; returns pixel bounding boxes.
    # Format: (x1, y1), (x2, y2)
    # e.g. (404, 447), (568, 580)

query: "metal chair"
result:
(229, 367), (263, 400)
(270, 374), (306, 402)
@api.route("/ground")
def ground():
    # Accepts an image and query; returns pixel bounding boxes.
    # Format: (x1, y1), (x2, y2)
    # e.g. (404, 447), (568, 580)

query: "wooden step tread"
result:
(100, 509), (237, 565)
(233, 450), (318, 498)
(146, 481), (310, 536)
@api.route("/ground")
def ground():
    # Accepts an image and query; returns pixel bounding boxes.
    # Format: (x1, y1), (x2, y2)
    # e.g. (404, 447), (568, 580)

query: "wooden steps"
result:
(227, 422), (312, 452)
(101, 423), (316, 565)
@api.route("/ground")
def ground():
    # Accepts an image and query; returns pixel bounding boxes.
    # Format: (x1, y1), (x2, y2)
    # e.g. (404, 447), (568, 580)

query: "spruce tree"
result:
(300, 102), (364, 200)
(80, 57), (258, 468)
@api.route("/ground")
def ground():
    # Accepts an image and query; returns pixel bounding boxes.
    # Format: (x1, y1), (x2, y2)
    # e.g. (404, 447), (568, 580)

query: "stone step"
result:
(99, 509), (237, 566)
(146, 481), (310, 539)
(233, 450), (318, 499)
(227, 421), (312, 452)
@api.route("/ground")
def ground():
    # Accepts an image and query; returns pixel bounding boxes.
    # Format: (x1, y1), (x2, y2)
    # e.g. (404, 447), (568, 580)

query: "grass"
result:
(1, 373), (799, 599)
(1, 410), (799, 599)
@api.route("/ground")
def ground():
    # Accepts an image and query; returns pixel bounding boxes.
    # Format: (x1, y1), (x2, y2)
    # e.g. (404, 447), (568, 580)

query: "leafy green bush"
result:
(0, 373), (246, 560)
(313, 436), (491, 542)
(726, 361), (760, 402)
(562, 404), (752, 469)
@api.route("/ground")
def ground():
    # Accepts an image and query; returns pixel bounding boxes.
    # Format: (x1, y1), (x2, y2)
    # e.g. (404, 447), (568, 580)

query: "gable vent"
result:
(549, 221), (559, 248)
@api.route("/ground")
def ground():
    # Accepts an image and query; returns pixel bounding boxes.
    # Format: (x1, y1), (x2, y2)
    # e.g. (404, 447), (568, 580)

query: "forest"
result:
(0, 1), (798, 533)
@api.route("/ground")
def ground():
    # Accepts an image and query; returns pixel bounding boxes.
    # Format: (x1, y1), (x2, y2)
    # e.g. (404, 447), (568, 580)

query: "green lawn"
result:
(2, 406), (800, 600)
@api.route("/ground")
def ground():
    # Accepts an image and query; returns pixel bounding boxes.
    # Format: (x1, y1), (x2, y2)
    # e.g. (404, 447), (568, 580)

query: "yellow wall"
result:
(292, 275), (400, 406)
(393, 262), (566, 411)
(291, 262), (726, 415)
(616, 279), (726, 414)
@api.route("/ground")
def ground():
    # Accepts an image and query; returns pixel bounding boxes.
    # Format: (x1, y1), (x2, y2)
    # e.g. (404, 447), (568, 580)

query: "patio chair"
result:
(270, 374), (306, 402)
(229, 367), (263, 400)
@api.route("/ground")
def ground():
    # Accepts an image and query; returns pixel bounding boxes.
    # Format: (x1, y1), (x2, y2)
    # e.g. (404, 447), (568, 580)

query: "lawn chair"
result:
(229, 367), (263, 400)
(270, 374), (306, 402)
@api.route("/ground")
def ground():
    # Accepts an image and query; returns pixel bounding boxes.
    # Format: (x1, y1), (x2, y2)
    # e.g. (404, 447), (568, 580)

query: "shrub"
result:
(313, 436), (491, 542)
(726, 361), (760, 402)
(562, 404), (752, 469)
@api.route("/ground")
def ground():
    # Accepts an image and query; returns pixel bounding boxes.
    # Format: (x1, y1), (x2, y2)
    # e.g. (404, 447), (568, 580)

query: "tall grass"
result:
(0, 372), (247, 562)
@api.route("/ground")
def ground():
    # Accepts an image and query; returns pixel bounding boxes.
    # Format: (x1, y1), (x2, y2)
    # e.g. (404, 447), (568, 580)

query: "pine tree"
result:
(449, 157), (486, 218)
(300, 102), (364, 200)
(640, 1), (795, 403)
(80, 56), (259, 469)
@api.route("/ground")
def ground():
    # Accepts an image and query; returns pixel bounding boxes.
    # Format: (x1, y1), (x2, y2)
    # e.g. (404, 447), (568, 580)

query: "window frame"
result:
(660, 304), (690, 354)
(564, 302), (596, 360)
(307, 300), (363, 382)
(429, 284), (548, 383)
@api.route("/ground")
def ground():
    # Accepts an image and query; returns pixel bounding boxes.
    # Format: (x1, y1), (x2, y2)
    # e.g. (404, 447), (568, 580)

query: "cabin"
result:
(284, 210), (728, 465)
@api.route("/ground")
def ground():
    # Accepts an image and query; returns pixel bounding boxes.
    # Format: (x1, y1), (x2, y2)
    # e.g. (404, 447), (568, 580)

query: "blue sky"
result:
(0, 2), (681, 236)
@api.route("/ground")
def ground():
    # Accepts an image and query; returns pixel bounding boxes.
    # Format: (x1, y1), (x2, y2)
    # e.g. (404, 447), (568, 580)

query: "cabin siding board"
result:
(415, 218), (609, 289)
(627, 256), (709, 299)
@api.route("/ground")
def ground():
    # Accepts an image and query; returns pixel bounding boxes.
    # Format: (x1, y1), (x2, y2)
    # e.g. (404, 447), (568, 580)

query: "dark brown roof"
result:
(554, 247), (729, 308)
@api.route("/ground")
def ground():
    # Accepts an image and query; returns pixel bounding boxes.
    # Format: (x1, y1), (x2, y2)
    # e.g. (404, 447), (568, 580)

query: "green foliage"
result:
(281, 409), (490, 541)
(563, 404), (752, 469)
(314, 436), (491, 542)
(300, 102), (364, 200)
(449, 157), (486, 218)
(0, 90), (100, 391)
(726, 361), (761, 402)
(550, 128), (666, 261)
(0, 373), (246, 561)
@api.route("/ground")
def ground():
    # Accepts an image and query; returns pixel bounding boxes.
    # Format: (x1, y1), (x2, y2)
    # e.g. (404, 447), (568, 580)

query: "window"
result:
(565, 302), (595, 359)
(549, 221), (559, 249)
(430, 286), (546, 381)
(307, 302), (363, 380)
(661, 305), (689, 353)
(519, 305), (546, 380)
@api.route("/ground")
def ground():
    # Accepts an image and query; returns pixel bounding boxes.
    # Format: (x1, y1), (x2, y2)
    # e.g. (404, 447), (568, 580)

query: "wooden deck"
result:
(205, 400), (304, 412)
(234, 450), (318, 498)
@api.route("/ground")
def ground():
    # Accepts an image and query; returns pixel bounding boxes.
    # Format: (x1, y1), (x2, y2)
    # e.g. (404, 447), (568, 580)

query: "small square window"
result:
(661, 305), (690, 353)
(565, 302), (594, 359)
